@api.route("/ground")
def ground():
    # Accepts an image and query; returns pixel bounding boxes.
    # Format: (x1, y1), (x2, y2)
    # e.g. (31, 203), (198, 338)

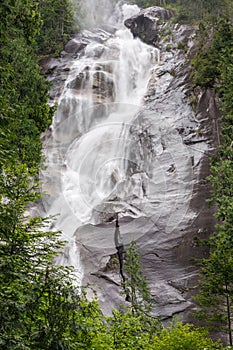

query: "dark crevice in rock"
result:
(90, 272), (121, 286)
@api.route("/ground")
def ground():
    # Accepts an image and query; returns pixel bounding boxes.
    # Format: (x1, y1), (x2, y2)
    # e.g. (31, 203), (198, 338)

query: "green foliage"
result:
(108, 309), (156, 349)
(106, 312), (225, 350)
(0, 34), (53, 127)
(166, 43), (172, 51)
(130, 0), (233, 23)
(0, 0), (59, 169)
(0, 1), (87, 348)
(193, 18), (233, 346)
(0, 164), (68, 348)
(37, 0), (78, 55)
(0, 0), (42, 45)
(123, 241), (153, 315)
(0, 163), (108, 350)
(152, 322), (224, 349)
(191, 20), (233, 88)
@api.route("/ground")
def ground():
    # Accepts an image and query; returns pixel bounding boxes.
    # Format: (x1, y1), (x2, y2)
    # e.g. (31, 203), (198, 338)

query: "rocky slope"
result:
(40, 6), (220, 321)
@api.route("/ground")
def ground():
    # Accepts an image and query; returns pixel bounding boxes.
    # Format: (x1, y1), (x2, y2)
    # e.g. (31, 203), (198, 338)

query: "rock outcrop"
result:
(67, 66), (115, 103)
(41, 5), (220, 324)
(79, 12), (219, 321)
(124, 6), (174, 45)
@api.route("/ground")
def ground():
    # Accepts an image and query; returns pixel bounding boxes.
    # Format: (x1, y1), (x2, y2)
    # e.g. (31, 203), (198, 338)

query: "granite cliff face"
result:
(40, 3), (220, 320)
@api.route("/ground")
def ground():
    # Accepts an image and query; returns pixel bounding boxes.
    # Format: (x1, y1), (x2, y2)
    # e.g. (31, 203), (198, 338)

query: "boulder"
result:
(39, 57), (60, 75)
(67, 71), (88, 90)
(64, 38), (86, 55)
(124, 6), (174, 45)
(67, 66), (115, 103)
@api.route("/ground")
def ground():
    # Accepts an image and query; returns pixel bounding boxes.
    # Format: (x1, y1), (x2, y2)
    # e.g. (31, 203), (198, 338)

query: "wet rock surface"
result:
(39, 28), (114, 104)
(41, 6), (220, 322)
(64, 38), (86, 55)
(80, 18), (219, 319)
(67, 68), (115, 103)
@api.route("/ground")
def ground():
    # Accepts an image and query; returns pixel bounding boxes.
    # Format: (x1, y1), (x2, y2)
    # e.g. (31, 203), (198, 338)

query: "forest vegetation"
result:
(0, 0), (232, 348)
(192, 19), (233, 346)
(131, 0), (233, 23)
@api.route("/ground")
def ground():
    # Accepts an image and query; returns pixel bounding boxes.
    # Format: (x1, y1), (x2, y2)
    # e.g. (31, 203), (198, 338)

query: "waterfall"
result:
(41, 2), (159, 284)
(41, 1), (198, 302)
(39, 0), (214, 318)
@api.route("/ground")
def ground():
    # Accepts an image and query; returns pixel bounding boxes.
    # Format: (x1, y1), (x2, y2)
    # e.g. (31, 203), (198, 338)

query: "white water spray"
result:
(77, 0), (140, 28)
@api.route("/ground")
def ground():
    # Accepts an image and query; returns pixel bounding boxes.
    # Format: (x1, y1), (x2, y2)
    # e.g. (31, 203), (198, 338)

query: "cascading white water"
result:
(40, 1), (211, 318)
(42, 2), (160, 283)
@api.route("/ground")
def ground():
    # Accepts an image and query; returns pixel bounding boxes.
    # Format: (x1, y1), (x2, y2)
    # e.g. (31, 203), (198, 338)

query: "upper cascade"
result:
(42, 1), (159, 284)
(78, 0), (140, 29)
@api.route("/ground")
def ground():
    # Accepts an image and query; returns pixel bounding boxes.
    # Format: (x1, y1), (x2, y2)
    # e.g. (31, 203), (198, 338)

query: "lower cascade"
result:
(41, 1), (217, 318)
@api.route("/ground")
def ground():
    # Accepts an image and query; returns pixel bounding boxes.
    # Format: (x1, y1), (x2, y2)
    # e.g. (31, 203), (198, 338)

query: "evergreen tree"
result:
(0, 163), (108, 349)
(194, 18), (233, 346)
(37, 0), (78, 55)
(123, 241), (152, 315)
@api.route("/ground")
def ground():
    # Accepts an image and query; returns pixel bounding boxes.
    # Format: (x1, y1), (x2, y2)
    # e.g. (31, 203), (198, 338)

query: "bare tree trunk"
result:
(225, 280), (232, 346)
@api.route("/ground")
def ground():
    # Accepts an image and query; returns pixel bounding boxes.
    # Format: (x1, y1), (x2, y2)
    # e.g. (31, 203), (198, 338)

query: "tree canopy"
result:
(191, 18), (233, 346)
(131, 0), (233, 23)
